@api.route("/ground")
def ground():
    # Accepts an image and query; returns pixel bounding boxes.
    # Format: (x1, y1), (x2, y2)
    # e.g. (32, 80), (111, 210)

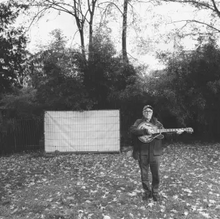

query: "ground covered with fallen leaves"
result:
(0, 143), (220, 219)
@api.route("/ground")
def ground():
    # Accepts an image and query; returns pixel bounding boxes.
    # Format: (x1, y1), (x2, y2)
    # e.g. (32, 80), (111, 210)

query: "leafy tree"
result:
(26, 29), (93, 110)
(155, 39), (220, 139)
(26, 28), (138, 112)
(0, 87), (40, 119)
(35, 61), (92, 110)
(0, 2), (28, 94)
(82, 30), (138, 109)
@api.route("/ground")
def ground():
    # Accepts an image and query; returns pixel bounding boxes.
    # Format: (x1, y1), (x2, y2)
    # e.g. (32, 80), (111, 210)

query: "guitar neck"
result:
(157, 128), (186, 134)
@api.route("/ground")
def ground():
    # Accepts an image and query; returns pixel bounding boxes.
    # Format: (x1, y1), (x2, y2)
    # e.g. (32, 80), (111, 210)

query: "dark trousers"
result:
(138, 155), (160, 195)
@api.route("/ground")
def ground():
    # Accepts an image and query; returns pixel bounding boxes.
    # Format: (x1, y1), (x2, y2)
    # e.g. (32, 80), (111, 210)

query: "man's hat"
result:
(143, 105), (153, 111)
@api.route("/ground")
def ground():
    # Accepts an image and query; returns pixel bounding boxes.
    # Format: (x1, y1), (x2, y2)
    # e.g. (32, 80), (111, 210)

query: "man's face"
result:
(143, 109), (153, 121)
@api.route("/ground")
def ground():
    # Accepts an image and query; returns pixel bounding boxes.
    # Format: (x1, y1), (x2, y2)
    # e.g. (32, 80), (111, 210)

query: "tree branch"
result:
(24, 7), (49, 33)
(211, 0), (220, 18)
(170, 19), (220, 33)
(98, 1), (123, 14)
(162, 0), (215, 11)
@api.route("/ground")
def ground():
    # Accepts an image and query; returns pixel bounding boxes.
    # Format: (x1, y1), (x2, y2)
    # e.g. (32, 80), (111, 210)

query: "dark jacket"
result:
(130, 117), (164, 160)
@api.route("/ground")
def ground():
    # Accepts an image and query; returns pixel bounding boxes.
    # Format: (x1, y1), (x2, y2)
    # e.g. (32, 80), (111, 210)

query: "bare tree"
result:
(21, 0), (98, 60)
(99, 0), (133, 63)
(160, 0), (220, 34)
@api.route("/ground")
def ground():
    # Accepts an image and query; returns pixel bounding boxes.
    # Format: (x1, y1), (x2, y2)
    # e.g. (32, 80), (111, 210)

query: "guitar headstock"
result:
(186, 127), (194, 134)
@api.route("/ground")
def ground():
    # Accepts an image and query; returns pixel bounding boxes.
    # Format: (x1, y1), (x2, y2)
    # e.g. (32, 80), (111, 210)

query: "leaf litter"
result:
(0, 143), (219, 219)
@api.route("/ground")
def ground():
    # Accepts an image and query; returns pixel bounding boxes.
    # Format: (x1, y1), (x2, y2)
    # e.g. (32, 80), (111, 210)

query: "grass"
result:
(0, 142), (220, 219)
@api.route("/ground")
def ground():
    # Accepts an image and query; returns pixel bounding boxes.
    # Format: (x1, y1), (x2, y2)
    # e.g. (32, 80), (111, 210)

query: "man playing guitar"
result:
(130, 105), (185, 202)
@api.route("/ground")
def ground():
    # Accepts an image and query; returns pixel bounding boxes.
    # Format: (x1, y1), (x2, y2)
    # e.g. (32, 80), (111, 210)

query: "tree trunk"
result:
(122, 0), (129, 64)
(74, 0), (86, 60)
(88, 0), (97, 61)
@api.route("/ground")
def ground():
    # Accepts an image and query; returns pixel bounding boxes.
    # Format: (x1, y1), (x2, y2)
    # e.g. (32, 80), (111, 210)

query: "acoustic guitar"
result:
(138, 121), (193, 143)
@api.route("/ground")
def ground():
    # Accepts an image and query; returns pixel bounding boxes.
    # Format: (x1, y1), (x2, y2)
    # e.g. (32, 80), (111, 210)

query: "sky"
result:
(17, 10), (77, 51)
(15, 1), (198, 71)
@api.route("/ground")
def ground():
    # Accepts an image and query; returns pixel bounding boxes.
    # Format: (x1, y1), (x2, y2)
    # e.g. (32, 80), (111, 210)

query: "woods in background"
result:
(1, 1), (220, 147)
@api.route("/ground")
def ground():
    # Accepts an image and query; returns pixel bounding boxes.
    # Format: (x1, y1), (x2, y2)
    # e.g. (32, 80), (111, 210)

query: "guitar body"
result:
(137, 122), (193, 143)
(138, 122), (164, 143)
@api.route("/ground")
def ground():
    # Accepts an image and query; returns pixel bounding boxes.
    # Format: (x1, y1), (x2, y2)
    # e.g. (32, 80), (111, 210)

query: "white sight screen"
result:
(44, 110), (120, 153)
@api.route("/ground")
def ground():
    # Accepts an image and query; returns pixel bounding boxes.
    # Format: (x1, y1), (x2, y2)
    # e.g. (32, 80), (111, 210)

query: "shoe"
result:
(152, 193), (160, 201)
(142, 192), (152, 201)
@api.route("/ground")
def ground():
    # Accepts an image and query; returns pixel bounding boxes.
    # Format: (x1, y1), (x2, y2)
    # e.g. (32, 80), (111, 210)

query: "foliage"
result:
(0, 87), (40, 119)
(36, 61), (92, 110)
(0, 87), (42, 151)
(29, 29), (84, 85)
(83, 31), (137, 109)
(1, 27), (140, 129)
(26, 29), (93, 111)
(0, 2), (28, 94)
(155, 40), (220, 139)
(0, 143), (220, 218)
(3, 0), (220, 143)
(84, 31), (117, 104)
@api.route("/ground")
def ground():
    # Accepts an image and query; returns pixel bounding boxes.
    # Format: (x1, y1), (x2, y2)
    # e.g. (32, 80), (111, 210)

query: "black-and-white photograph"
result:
(0, 0), (220, 218)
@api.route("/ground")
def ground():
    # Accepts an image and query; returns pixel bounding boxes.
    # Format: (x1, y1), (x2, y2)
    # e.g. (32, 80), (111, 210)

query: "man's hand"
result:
(146, 128), (156, 135)
(176, 129), (184, 135)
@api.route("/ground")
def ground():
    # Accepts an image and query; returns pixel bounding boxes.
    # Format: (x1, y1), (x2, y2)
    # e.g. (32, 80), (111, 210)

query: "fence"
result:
(0, 110), (122, 155)
(0, 118), (44, 155)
